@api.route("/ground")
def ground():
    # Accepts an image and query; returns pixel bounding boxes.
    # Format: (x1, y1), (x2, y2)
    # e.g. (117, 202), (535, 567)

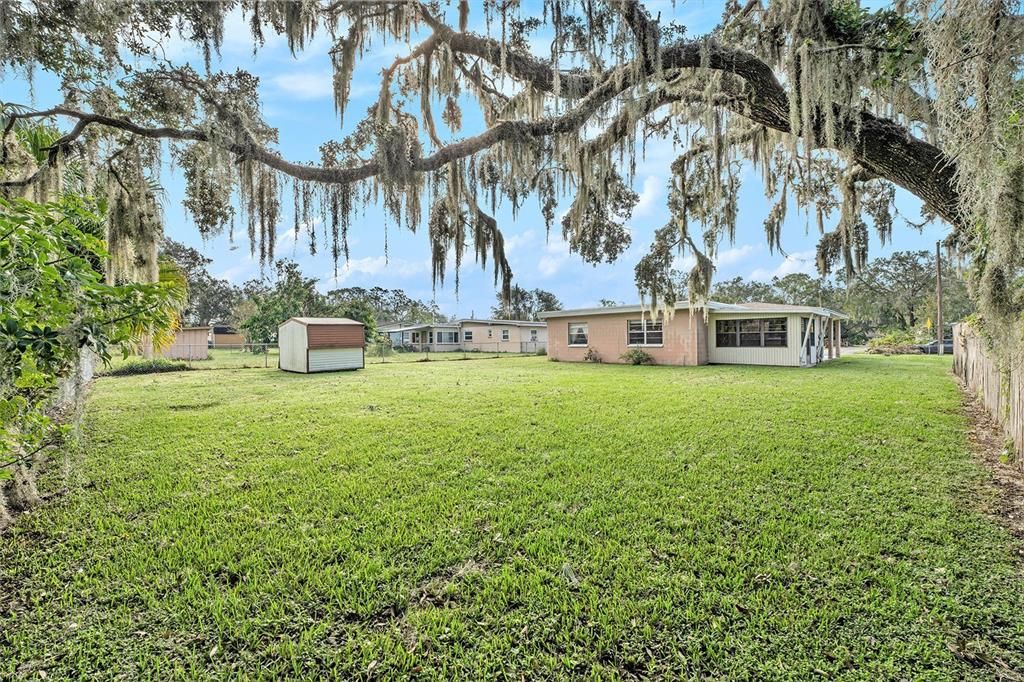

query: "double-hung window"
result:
(627, 318), (663, 346)
(568, 322), (589, 346)
(464, 330), (473, 341)
(715, 318), (788, 348)
(501, 329), (510, 341)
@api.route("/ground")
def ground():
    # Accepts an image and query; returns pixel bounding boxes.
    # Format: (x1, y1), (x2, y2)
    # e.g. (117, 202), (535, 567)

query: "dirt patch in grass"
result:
(960, 382), (1024, 541)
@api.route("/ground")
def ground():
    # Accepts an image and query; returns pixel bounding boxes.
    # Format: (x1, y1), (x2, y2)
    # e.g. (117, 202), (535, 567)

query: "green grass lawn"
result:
(3, 356), (1023, 679)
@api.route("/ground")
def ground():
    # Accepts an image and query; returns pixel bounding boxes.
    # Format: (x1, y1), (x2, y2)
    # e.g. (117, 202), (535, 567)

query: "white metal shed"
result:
(278, 317), (365, 373)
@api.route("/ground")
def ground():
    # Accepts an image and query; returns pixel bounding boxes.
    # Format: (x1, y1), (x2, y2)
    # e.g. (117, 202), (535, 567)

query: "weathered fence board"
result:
(954, 323), (1024, 466)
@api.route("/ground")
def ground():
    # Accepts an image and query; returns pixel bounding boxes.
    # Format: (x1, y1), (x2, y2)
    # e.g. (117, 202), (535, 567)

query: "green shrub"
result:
(868, 329), (917, 348)
(866, 329), (921, 355)
(535, 347), (547, 356)
(103, 359), (190, 376)
(620, 349), (655, 365)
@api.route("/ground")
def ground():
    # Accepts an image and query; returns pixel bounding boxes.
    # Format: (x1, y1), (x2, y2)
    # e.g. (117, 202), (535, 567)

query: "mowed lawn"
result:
(3, 356), (1024, 679)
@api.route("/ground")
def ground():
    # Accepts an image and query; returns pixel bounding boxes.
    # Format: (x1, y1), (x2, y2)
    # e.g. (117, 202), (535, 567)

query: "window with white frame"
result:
(627, 318), (663, 346)
(530, 329), (538, 341)
(568, 322), (588, 346)
(464, 330), (473, 341)
(502, 329), (510, 341)
(715, 318), (787, 348)
(438, 331), (459, 344)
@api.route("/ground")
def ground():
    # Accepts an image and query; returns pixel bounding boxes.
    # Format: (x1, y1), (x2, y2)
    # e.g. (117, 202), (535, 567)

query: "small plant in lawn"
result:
(620, 349), (655, 365)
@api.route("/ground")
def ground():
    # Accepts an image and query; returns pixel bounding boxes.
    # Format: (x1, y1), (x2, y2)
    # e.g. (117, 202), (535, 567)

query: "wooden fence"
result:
(953, 322), (1024, 462)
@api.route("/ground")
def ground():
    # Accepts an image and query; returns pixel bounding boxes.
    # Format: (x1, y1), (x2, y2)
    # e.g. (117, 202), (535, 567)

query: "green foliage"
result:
(0, 197), (184, 480)
(102, 359), (189, 376)
(160, 238), (241, 326)
(867, 329), (917, 348)
(239, 260), (377, 345)
(490, 286), (563, 321)
(619, 348), (654, 365)
(325, 287), (445, 325)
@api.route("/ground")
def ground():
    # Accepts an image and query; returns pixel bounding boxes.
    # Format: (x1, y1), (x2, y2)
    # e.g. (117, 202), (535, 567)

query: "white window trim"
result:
(501, 329), (510, 341)
(626, 319), (664, 347)
(568, 322), (589, 347)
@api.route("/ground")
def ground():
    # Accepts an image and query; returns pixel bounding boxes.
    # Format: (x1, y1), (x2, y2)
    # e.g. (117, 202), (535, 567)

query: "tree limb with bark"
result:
(1, 0), (1021, 343)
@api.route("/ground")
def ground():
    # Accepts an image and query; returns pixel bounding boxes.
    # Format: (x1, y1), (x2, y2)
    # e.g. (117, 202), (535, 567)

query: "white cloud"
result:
(748, 250), (817, 281)
(328, 256), (428, 285)
(214, 262), (255, 283)
(634, 175), (663, 217)
(538, 237), (572, 277)
(672, 244), (757, 275)
(714, 244), (758, 267)
(504, 229), (538, 254)
(270, 71), (334, 100)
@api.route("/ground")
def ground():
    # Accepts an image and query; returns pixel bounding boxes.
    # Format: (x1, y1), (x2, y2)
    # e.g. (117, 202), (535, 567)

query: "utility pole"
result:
(936, 241), (944, 356)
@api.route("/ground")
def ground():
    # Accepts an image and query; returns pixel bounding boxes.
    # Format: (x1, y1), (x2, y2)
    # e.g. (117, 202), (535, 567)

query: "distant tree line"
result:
(160, 239), (448, 344)
(490, 286), (562, 321)
(710, 251), (971, 344)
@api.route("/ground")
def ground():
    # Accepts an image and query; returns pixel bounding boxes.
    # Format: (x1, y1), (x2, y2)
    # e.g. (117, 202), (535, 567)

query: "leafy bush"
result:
(102, 359), (190, 376)
(868, 329), (917, 348)
(583, 347), (602, 363)
(1, 197), (185, 528)
(620, 349), (655, 365)
(535, 347), (547, 356)
(866, 329), (920, 355)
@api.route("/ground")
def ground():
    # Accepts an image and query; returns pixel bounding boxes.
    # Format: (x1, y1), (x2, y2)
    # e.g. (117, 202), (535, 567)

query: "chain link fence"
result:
(106, 344), (279, 371)
(366, 340), (545, 363)
(106, 340), (546, 372)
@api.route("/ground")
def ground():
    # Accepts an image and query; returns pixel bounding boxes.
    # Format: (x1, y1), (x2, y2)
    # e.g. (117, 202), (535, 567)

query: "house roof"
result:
(387, 319), (546, 333)
(283, 317), (364, 326)
(713, 302), (849, 319)
(455, 318), (546, 327)
(539, 301), (848, 320)
(388, 322), (460, 333)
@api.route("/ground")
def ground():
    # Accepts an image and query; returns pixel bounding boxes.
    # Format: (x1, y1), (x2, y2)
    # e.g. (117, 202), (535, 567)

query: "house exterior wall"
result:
(161, 327), (210, 360)
(461, 322), (544, 352)
(706, 312), (805, 367)
(546, 312), (707, 365)
(278, 320), (308, 372)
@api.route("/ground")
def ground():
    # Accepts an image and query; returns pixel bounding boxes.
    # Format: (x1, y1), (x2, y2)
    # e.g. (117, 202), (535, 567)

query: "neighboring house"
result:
(210, 325), (245, 346)
(387, 319), (548, 352)
(540, 302), (847, 367)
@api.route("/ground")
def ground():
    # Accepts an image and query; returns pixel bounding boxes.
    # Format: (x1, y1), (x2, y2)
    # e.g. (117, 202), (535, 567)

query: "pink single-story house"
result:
(539, 302), (848, 367)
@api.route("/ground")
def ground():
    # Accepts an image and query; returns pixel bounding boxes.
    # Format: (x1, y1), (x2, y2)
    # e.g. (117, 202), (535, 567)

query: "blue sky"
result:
(2, 1), (949, 316)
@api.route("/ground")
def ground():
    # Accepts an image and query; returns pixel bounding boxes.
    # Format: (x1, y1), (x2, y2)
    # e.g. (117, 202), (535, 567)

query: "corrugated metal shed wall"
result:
(308, 324), (364, 349)
(308, 348), (364, 371)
